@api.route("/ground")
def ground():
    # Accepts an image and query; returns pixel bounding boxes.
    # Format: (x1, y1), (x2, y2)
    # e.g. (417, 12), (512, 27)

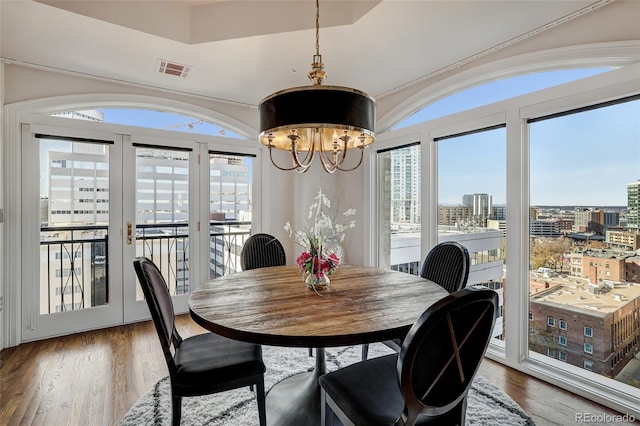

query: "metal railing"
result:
(40, 220), (252, 312)
(40, 225), (108, 313)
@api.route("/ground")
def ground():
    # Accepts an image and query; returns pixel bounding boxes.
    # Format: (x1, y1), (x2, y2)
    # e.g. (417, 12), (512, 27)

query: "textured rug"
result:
(120, 343), (536, 426)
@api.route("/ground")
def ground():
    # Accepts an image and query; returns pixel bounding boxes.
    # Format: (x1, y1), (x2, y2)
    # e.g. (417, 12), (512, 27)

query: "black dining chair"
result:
(362, 241), (471, 360)
(240, 233), (286, 271)
(133, 257), (267, 426)
(320, 286), (498, 426)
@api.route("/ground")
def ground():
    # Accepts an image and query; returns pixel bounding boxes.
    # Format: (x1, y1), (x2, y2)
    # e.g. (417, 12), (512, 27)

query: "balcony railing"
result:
(40, 225), (108, 314)
(209, 220), (252, 278)
(39, 220), (252, 312)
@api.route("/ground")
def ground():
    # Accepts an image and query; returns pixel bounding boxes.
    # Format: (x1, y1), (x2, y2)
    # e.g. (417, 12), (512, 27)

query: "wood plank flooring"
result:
(0, 315), (635, 426)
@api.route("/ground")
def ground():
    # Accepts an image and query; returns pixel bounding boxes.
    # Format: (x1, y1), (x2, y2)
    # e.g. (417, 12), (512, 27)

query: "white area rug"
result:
(120, 343), (536, 426)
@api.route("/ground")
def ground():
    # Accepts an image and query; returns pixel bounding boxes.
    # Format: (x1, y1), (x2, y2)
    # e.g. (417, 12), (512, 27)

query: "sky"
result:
(78, 68), (639, 207)
(394, 68), (639, 207)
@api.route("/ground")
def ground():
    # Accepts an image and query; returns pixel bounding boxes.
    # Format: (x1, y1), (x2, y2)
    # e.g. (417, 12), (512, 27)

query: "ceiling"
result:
(1, 0), (610, 108)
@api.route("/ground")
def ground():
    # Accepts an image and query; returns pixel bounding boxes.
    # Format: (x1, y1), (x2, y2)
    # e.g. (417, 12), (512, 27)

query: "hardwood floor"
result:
(0, 314), (635, 426)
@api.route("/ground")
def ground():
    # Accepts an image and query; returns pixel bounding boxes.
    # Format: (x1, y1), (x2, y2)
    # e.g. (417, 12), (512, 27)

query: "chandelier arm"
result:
(318, 132), (349, 165)
(319, 155), (338, 174)
(267, 146), (307, 171)
(291, 140), (315, 170)
(335, 146), (366, 172)
(317, 143), (343, 172)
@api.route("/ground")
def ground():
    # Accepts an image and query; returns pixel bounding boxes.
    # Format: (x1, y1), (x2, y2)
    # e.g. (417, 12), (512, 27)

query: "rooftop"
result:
(531, 276), (640, 316)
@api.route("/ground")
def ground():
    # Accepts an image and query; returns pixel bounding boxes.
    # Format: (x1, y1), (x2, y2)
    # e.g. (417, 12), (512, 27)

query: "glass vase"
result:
(305, 271), (330, 290)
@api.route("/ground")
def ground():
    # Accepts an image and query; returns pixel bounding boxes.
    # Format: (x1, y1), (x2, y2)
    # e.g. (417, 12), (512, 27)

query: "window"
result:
(377, 143), (421, 273)
(209, 152), (254, 278)
(559, 352), (568, 362)
(528, 94), (639, 398)
(528, 312), (533, 321)
(584, 360), (594, 371)
(436, 126), (506, 344)
(547, 317), (555, 327)
(393, 68), (611, 129)
(547, 348), (556, 357)
(83, 108), (244, 139)
(559, 336), (567, 346)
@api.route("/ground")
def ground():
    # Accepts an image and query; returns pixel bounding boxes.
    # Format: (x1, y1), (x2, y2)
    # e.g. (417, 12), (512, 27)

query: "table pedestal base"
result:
(266, 348), (326, 426)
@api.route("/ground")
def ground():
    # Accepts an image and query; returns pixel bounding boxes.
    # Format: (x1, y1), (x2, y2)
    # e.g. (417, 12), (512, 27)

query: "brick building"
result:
(530, 279), (640, 377)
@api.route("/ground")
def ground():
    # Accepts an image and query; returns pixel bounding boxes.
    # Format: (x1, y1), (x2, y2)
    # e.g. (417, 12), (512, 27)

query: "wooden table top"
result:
(189, 264), (449, 348)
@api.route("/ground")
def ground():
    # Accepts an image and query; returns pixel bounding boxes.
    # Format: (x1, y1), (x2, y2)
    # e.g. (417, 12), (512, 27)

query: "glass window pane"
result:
(529, 97), (640, 389)
(51, 108), (245, 139)
(135, 147), (190, 298)
(377, 144), (421, 272)
(394, 68), (611, 129)
(209, 153), (253, 277)
(437, 127), (506, 343)
(39, 139), (110, 314)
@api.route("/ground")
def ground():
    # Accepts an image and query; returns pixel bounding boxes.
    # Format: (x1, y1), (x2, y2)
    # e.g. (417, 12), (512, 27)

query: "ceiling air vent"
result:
(157, 59), (191, 78)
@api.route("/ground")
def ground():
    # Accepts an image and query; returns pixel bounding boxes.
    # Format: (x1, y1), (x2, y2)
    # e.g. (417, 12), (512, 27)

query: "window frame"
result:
(584, 326), (593, 338)
(371, 62), (640, 417)
(584, 343), (594, 354)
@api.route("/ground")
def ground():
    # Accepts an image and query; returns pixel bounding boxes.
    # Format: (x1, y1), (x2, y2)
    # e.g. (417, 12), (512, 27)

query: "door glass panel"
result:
(377, 144), (421, 273)
(135, 146), (190, 299)
(437, 127), (507, 342)
(209, 153), (253, 277)
(529, 97), (640, 390)
(39, 139), (110, 313)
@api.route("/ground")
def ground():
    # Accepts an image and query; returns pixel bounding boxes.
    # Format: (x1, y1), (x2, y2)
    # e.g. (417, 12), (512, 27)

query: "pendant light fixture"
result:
(258, 0), (376, 173)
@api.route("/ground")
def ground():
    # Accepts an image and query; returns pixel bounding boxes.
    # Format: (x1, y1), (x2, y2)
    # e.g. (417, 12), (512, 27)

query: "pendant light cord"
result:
(315, 0), (320, 56)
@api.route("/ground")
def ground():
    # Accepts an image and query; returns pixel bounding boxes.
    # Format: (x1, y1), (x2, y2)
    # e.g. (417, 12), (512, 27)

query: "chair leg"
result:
(361, 343), (369, 361)
(321, 388), (332, 426)
(256, 377), (267, 426)
(171, 395), (182, 426)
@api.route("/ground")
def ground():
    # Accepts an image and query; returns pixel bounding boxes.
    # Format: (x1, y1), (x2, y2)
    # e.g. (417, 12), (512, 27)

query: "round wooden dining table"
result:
(189, 264), (449, 426)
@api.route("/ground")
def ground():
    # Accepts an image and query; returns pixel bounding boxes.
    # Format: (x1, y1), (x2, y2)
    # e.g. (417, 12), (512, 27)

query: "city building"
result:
(628, 180), (640, 230)
(574, 208), (605, 234)
(390, 145), (421, 224)
(606, 227), (640, 251)
(530, 278), (640, 377)
(530, 219), (562, 238)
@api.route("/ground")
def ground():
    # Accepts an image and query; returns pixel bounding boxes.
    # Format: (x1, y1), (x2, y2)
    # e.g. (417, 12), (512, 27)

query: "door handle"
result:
(127, 221), (133, 245)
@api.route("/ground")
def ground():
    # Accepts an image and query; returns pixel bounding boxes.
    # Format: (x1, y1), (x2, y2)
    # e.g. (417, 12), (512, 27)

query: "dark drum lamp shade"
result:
(257, 0), (376, 173)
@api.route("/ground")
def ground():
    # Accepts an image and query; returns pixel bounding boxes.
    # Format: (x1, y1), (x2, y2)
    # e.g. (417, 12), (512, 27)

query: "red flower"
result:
(297, 251), (312, 268)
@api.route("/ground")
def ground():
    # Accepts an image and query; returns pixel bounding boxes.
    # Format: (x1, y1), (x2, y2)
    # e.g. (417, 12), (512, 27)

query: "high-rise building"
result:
(390, 145), (421, 224)
(627, 180), (640, 229)
(461, 193), (493, 226)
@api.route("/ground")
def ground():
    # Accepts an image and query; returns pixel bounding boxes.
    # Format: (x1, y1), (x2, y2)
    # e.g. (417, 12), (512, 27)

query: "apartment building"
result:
(530, 280), (640, 377)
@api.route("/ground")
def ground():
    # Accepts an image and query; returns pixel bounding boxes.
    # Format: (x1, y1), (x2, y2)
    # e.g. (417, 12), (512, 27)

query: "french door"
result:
(20, 121), (201, 340)
(121, 135), (200, 322)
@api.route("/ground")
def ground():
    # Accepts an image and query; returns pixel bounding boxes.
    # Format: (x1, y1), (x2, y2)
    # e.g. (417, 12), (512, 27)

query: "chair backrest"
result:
(420, 241), (470, 294)
(240, 233), (286, 270)
(397, 286), (498, 425)
(133, 257), (179, 371)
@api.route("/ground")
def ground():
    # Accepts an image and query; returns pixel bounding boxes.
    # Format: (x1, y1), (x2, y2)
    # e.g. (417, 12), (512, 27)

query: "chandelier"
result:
(258, 0), (376, 173)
